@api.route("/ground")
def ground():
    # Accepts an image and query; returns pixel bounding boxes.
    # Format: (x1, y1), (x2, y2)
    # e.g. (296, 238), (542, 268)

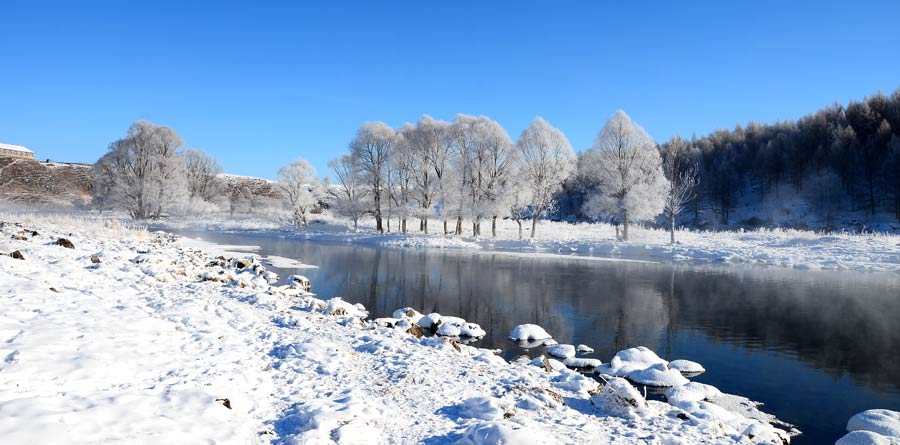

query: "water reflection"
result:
(171, 230), (900, 444)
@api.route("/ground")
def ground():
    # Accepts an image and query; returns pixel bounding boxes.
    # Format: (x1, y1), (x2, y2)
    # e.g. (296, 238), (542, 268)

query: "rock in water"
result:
(508, 324), (552, 341)
(56, 238), (75, 249)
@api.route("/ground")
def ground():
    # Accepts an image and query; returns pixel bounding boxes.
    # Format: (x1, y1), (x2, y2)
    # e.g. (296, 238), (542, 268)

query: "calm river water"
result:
(168, 229), (900, 444)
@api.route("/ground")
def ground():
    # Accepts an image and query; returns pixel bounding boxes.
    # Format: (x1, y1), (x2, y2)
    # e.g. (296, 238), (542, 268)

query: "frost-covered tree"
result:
(452, 114), (516, 237)
(515, 117), (576, 238)
(579, 111), (669, 241)
(349, 122), (394, 233)
(660, 136), (699, 243)
(803, 169), (844, 226)
(183, 148), (222, 204)
(328, 154), (369, 231)
(885, 135), (900, 222)
(391, 124), (419, 233)
(507, 175), (533, 239)
(276, 158), (320, 227)
(91, 120), (187, 219)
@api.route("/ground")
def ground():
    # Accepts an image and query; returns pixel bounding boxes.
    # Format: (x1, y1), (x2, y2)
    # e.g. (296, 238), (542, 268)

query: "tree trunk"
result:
(443, 219), (448, 235)
(402, 218), (407, 233)
(491, 216), (497, 238)
(374, 192), (383, 233)
(516, 219), (522, 239)
(622, 211), (630, 241)
(455, 216), (462, 235)
(670, 213), (676, 244)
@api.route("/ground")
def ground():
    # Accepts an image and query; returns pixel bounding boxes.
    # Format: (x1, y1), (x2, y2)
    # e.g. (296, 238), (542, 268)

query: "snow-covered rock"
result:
(547, 344), (576, 359)
(563, 357), (602, 368)
(669, 359), (705, 374)
(576, 344), (594, 354)
(847, 410), (900, 439)
(418, 312), (442, 329)
(836, 430), (900, 445)
(392, 307), (423, 323)
(626, 362), (690, 387)
(508, 324), (552, 341)
(665, 382), (722, 404)
(590, 377), (648, 418)
(436, 322), (462, 337)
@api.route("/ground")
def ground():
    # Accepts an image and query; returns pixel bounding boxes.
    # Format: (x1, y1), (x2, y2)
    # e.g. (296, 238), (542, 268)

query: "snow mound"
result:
(508, 324), (552, 341)
(392, 307), (423, 323)
(836, 430), (900, 445)
(590, 377), (648, 418)
(576, 344), (594, 354)
(562, 357), (602, 368)
(457, 397), (505, 421)
(626, 362), (690, 387)
(596, 346), (669, 378)
(848, 410), (900, 438)
(665, 382), (722, 404)
(452, 420), (556, 445)
(669, 359), (705, 374)
(547, 344), (576, 359)
(418, 312), (442, 329)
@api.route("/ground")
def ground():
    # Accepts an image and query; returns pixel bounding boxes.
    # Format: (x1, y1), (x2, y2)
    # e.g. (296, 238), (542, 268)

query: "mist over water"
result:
(170, 229), (900, 445)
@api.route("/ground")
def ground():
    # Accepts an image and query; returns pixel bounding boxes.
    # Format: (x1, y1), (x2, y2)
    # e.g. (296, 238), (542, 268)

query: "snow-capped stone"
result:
(436, 322), (461, 337)
(391, 307), (423, 323)
(626, 362), (690, 387)
(563, 357), (602, 368)
(597, 346), (669, 377)
(848, 410), (900, 438)
(740, 421), (791, 445)
(508, 324), (552, 341)
(590, 377), (648, 418)
(417, 313), (441, 329)
(261, 270), (278, 283)
(547, 344), (576, 359)
(529, 355), (567, 372)
(836, 430), (900, 445)
(669, 359), (705, 374)
(665, 382), (722, 405)
(460, 322), (486, 338)
(576, 344), (594, 354)
(542, 338), (558, 346)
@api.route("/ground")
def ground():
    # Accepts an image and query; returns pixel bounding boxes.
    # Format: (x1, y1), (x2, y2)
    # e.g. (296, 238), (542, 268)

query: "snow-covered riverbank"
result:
(0, 214), (816, 444)
(164, 215), (900, 272)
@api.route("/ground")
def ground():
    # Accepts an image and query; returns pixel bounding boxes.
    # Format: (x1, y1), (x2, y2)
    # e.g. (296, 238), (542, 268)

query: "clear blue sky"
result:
(2, 1), (899, 179)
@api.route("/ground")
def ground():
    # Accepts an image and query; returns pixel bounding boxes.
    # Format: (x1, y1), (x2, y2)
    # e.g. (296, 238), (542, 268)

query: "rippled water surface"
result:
(168, 229), (900, 444)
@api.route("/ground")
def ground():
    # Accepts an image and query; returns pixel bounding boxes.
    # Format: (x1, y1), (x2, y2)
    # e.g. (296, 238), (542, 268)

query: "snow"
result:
(625, 362), (690, 387)
(162, 215), (900, 272)
(546, 344), (576, 359)
(508, 324), (552, 341)
(265, 255), (319, 269)
(0, 214), (799, 444)
(665, 382), (722, 404)
(847, 410), (900, 439)
(669, 359), (706, 374)
(0, 142), (33, 154)
(836, 430), (900, 445)
(576, 344), (594, 354)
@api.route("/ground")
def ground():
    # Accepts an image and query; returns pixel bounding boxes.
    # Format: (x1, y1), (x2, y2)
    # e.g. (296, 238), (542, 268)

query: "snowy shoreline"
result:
(0, 214), (816, 444)
(160, 215), (900, 273)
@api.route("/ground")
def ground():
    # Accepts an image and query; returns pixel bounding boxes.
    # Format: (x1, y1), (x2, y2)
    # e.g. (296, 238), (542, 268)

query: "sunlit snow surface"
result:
(0, 214), (799, 444)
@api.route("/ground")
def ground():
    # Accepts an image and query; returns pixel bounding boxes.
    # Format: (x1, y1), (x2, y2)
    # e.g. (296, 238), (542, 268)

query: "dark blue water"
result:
(169, 229), (900, 444)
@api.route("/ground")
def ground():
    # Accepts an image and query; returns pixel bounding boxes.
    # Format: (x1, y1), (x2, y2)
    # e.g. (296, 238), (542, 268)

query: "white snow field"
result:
(165, 214), (900, 272)
(1, 215), (798, 444)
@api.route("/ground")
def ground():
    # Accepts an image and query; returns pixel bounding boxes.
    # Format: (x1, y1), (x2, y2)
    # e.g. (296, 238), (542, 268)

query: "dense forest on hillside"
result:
(668, 88), (900, 227)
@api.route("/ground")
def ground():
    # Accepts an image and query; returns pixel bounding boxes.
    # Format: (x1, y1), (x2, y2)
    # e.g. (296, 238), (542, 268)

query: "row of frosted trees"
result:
(329, 111), (693, 241)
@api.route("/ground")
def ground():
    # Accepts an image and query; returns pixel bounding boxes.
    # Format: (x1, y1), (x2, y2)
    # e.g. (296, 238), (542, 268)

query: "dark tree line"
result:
(559, 87), (900, 227)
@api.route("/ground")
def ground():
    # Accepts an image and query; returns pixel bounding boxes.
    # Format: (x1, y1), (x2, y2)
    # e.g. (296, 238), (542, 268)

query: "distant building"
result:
(0, 142), (35, 160)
